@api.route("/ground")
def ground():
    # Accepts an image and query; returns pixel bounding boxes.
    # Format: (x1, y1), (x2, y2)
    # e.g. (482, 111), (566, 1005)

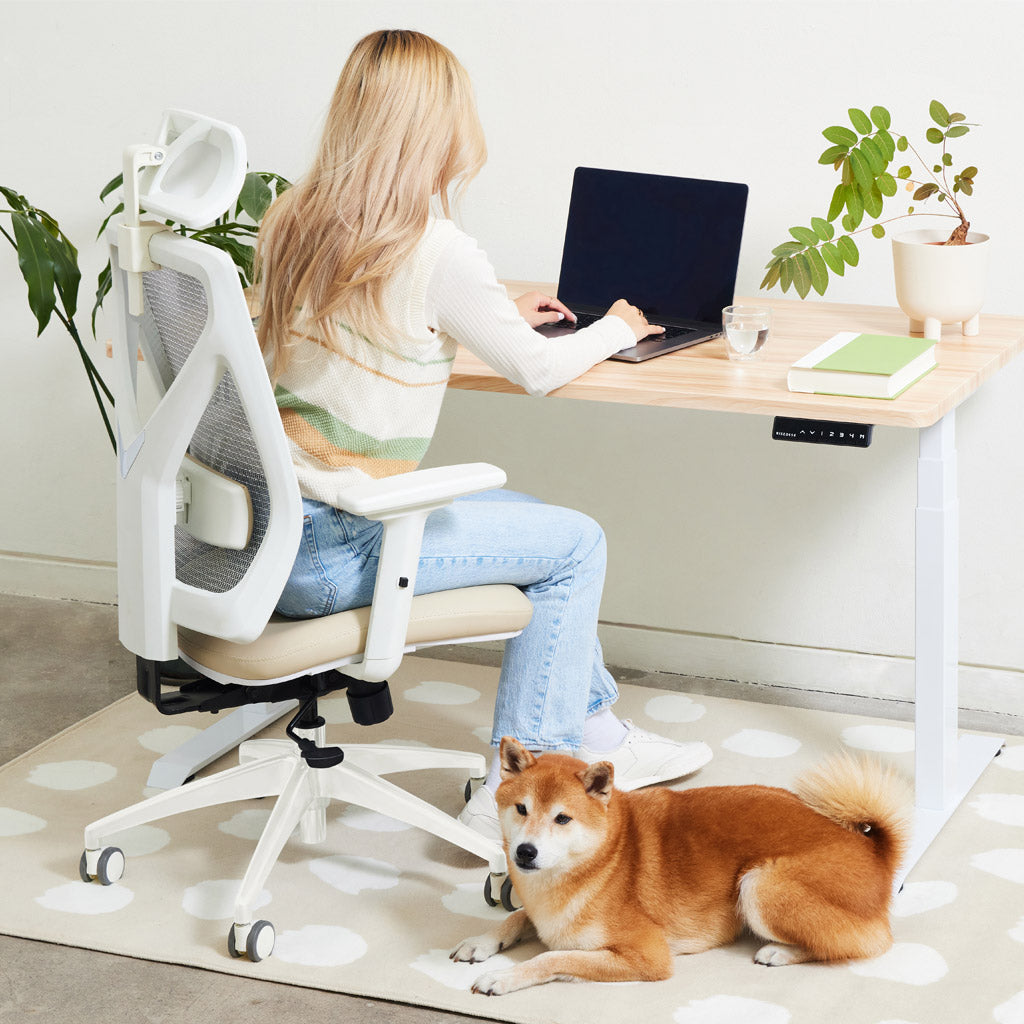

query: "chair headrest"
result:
(134, 109), (247, 228)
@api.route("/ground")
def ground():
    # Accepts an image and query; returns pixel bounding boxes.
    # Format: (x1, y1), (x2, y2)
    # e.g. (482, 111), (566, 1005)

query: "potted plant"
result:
(761, 101), (987, 340)
(2, 171), (290, 450)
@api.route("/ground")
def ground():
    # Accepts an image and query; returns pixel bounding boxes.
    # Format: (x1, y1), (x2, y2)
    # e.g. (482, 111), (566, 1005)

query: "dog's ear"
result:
(578, 761), (614, 805)
(499, 737), (537, 779)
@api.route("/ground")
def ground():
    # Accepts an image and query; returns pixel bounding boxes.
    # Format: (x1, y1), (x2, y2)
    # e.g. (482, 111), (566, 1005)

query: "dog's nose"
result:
(515, 842), (538, 866)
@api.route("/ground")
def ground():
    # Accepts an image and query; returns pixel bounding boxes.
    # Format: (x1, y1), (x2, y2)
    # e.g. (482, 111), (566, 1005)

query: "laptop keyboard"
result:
(568, 310), (697, 342)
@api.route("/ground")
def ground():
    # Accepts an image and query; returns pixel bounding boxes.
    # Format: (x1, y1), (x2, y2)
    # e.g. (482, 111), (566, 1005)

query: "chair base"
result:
(83, 735), (508, 959)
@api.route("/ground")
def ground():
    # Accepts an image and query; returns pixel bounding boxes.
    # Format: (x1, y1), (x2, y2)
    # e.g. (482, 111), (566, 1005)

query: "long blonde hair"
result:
(255, 29), (487, 378)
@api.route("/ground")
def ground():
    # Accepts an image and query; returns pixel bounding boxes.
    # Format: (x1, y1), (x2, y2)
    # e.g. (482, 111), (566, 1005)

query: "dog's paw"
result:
(471, 967), (521, 996)
(754, 943), (808, 966)
(450, 934), (502, 964)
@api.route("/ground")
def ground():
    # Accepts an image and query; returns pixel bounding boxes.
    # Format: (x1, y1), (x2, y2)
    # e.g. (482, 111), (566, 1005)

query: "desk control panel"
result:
(772, 416), (873, 448)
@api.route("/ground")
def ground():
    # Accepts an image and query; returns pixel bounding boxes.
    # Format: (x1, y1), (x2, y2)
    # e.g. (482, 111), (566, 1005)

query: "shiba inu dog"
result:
(452, 737), (911, 995)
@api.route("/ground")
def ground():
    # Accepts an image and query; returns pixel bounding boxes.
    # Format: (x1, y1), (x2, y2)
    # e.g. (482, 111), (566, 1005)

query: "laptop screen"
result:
(556, 168), (748, 325)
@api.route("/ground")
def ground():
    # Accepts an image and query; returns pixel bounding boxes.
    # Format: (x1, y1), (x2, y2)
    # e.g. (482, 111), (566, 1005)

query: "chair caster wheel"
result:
(79, 847), (125, 885)
(484, 873), (520, 912)
(229, 920), (275, 962)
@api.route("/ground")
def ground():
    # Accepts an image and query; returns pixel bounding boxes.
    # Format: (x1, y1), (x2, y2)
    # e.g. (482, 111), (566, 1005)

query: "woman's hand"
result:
(606, 299), (665, 342)
(515, 291), (576, 328)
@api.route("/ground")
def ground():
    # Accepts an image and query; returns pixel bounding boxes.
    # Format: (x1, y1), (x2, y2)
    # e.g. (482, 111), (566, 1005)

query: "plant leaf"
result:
(896, 135), (909, 152)
(11, 213), (57, 334)
(789, 225), (820, 246)
(99, 173), (123, 202)
(791, 252), (812, 299)
(871, 224), (886, 238)
(0, 185), (28, 211)
(237, 172), (274, 222)
(780, 258), (793, 293)
(805, 245), (829, 295)
(913, 183), (940, 200)
(874, 128), (896, 161)
(849, 148), (873, 193)
(877, 172), (898, 197)
(870, 106), (891, 130)
(42, 229), (80, 320)
(810, 217), (834, 241)
(849, 108), (873, 135)
(930, 100), (950, 127)
(945, 124), (970, 138)
(926, 127), (944, 144)
(827, 184), (847, 222)
(92, 262), (112, 336)
(821, 241), (845, 276)
(772, 240), (807, 257)
(818, 145), (849, 165)
(845, 185), (864, 228)
(823, 125), (859, 148)
(961, 165), (978, 179)
(96, 201), (125, 241)
(759, 262), (782, 291)
(837, 234), (859, 267)
(860, 136), (887, 175)
(862, 182), (884, 219)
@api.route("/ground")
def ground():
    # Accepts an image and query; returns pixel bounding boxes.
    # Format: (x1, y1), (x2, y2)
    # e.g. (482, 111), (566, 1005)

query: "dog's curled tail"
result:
(794, 753), (913, 871)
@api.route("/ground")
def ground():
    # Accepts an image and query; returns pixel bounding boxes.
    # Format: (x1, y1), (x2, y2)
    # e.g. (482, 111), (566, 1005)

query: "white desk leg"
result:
(897, 411), (1003, 888)
(146, 700), (298, 789)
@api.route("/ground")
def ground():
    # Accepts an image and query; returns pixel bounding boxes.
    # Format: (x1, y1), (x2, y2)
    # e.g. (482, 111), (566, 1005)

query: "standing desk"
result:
(449, 290), (1024, 886)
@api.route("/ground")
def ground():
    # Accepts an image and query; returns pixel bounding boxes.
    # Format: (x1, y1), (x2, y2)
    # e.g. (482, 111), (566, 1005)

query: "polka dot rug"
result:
(1, 657), (1021, 1024)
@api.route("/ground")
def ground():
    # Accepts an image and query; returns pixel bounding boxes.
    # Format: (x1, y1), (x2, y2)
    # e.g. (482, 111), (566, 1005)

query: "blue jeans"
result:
(276, 489), (619, 752)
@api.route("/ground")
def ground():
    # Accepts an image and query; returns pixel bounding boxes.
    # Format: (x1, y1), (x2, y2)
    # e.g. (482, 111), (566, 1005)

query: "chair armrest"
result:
(335, 463), (506, 520)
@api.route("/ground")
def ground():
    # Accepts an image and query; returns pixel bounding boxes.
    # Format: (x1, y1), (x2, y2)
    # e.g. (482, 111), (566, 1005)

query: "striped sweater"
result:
(274, 217), (634, 507)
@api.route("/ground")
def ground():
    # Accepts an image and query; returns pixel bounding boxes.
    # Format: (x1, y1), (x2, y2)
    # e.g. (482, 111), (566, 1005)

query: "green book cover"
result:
(814, 334), (935, 376)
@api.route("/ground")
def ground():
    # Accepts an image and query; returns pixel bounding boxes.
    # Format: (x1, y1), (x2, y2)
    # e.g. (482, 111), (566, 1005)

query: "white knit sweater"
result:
(274, 217), (634, 507)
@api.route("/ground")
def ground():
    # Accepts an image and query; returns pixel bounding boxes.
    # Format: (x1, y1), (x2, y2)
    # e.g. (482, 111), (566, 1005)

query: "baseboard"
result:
(597, 622), (1022, 719)
(0, 551), (117, 604)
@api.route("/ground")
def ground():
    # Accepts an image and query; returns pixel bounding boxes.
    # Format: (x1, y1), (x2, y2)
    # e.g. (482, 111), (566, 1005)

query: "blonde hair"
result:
(256, 29), (487, 378)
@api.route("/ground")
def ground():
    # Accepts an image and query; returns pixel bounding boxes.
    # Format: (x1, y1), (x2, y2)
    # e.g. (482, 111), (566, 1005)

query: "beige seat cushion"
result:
(178, 584), (533, 681)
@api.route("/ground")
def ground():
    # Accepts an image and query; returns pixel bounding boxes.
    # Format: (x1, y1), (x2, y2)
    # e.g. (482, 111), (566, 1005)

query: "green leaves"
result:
(11, 213), (55, 335)
(3, 187), (113, 448)
(4, 196), (81, 336)
(761, 100), (978, 299)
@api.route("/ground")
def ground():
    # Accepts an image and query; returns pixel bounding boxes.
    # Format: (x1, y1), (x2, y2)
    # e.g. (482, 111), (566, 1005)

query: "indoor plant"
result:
(2, 171), (290, 450)
(761, 101), (986, 338)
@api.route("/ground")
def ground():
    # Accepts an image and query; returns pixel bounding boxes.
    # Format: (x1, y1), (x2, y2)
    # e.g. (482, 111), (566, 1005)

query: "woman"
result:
(256, 29), (710, 840)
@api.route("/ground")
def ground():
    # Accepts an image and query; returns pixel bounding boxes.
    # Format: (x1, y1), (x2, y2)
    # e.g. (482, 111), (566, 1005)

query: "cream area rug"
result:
(1, 657), (1023, 1024)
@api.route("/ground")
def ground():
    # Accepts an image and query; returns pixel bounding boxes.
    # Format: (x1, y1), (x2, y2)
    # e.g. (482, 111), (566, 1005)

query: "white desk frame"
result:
(904, 410), (1003, 887)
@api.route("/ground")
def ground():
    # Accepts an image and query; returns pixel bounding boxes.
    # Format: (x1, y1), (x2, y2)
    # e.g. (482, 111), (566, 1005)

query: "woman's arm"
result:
(429, 233), (652, 397)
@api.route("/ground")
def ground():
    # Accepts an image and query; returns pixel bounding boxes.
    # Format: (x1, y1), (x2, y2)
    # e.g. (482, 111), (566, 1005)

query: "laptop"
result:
(537, 167), (749, 362)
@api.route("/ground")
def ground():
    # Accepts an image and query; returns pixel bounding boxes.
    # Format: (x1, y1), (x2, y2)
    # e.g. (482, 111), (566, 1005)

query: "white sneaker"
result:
(578, 720), (712, 792)
(458, 785), (501, 843)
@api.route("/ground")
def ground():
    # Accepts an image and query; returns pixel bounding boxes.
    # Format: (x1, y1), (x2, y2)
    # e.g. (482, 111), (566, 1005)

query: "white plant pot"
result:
(891, 228), (990, 341)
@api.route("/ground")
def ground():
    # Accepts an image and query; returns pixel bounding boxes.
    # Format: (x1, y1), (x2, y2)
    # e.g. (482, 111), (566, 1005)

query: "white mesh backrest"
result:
(141, 267), (272, 595)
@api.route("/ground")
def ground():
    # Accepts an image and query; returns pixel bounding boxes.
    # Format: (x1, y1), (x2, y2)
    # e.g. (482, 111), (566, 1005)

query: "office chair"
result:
(79, 111), (531, 962)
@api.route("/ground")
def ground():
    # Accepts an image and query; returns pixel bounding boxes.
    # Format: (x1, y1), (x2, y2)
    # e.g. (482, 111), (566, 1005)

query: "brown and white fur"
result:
(451, 737), (911, 995)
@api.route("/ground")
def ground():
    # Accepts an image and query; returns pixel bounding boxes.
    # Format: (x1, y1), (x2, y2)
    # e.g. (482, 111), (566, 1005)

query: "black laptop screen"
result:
(556, 168), (748, 325)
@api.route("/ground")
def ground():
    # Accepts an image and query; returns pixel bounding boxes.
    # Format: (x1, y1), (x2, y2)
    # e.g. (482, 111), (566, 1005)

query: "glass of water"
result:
(722, 304), (771, 361)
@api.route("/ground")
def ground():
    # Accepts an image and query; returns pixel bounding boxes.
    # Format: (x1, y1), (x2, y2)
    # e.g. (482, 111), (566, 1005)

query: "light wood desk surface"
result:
(449, 286), (1024, 428)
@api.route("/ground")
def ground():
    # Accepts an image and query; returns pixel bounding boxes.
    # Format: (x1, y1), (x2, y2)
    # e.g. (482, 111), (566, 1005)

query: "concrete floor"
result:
(1, 593), (1019, 1023)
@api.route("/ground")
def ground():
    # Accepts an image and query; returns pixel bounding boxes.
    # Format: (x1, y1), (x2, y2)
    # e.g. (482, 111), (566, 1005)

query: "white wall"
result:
(3, 1), (1023, 713)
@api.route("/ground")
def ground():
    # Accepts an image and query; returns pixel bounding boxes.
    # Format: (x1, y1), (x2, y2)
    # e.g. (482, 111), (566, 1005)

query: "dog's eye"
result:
(554, 813), (572, 825)
(515, 803), (528, 816)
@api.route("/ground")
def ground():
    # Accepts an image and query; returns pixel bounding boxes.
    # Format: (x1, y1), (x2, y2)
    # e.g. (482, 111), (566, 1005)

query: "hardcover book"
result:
(787, 332), (937, 399)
